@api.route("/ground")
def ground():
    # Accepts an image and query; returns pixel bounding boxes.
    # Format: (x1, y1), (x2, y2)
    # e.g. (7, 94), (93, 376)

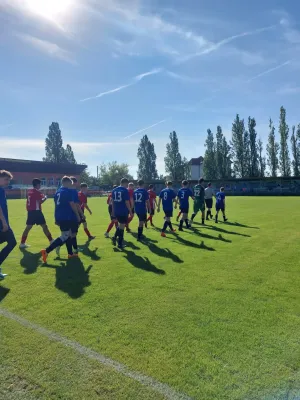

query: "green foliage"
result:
(44, 122), (77, 164)
(203, 129), (216, 180)
(266, 119), (279, 177)
(290, 125), (300, 177)
(248, 117), (259, 177)
(99, 161), (133, 186)
(137, 135), (158, 181)
(79, 169), (92, 186)
(257, 138), (266, 177)
(63, 144), (77, 164)
(164, 131), (185, 180)
(231, 114), (246, 177)
(279, 106), (291, 176)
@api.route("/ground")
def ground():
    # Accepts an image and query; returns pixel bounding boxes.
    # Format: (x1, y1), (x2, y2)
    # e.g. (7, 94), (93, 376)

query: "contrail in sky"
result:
(246, 60), (291, 82)
(123, 119), (168, 139)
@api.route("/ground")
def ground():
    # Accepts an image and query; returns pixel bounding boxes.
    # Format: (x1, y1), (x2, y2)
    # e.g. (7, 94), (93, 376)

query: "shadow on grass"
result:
(188, 228), (232, 243)
(20, 249), (41, 274)
(43, 258), (92, 299)
(171, 234), (216, 251)
(118, 249), (166, 275)
(0, 286), (10, 302)
(208, 225), (251, 238)
(79, 240), (101, 261)
(224, 221), (260, 229)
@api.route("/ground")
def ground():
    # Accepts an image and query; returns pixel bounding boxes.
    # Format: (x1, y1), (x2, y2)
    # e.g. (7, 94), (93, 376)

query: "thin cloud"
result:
(247, 60), (291, 82)
(0, 123), (14, 130)
(123, 119), (168, 139)
(80, 68), (162, 102)
(165, 71), (203, 83)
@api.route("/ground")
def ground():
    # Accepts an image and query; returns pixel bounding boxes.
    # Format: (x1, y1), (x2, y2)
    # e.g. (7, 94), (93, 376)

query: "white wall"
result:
(191, 164), (203, 180)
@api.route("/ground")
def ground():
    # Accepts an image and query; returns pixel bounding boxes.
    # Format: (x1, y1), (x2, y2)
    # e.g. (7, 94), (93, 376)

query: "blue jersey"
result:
(54, 187), (77, 222)
(112, 186), (130, 216)
(216, 192), (225, 208)
(177, 188), (193, 209)
(134, 188), (149, 215)
(159, 188), (176, 211)
(70, 189), (79, 203)
(0, 187), (9, 230)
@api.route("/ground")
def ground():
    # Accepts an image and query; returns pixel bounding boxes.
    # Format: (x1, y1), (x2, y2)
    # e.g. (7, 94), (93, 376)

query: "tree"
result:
(215, 126), (224, 179)
(63, 144), (77, 164)
(181, 157), (191, 179)
(80, 169), (92, 186)
(137, 135), (158, 181)
(99, 162), (133, 186)
(266, 118), (279, 177)
(203, 129), (216, 180)
(243, 128), (251, 177)
(279, 106), (291, 176)
(231, 114), (246, 178)
(291, 125), (300, 176)
(222, 136), (232, 178)
(248, 117), (259, 177)
(164, 131), (183, 180)
(258, 139), (266, 177)
(44, 122), (64, 163)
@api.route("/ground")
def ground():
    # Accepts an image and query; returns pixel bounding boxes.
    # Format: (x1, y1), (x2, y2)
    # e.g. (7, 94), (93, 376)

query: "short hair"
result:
(138, 179), (144, 186)
(166, 181), (172, 186)
(70, 176), (77, 183)
(199, 177), (204, 184)
(128, 182), (134, 187)
(149, 184), (154, 189)
(220, 187), (225, 191)
(113, 185), (117, 189)
(80, 183), (88, 188)
(0, 170), (13, 179)
(182, 180), (188, 186)
(32, 178), (41, 187)
(62, 176), (72, 184)
(208, 182), (211, 187)
(121, 178), (129, 184)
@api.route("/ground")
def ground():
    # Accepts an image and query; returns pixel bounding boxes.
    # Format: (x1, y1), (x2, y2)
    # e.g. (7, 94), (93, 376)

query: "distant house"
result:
(189, 156), (204, 180)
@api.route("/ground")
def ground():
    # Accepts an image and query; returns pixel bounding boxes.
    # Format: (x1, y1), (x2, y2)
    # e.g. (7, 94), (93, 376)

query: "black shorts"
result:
(137, 214), (147, 222)
(26, 210), (46, 226)
(216, 206), (225, 212)
(150, 208), (155, 216)
(116, 215), (128, 224)
(205, 198), (213, 209)
(164, 210), (173, 218)
(58, 221), (79, 234)
(0, 228), (16, 245)
(180, 207), (189, 214)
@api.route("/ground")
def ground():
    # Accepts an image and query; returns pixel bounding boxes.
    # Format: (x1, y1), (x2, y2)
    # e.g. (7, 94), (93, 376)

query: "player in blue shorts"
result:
(111, 178), (133, 250)
(177, 180), (194, 231)
(157, 181), (177, 237)
(0, 170), (17, 280)
(134, 180), (150, 241)
(41, 176), (81, 262)
(215, 187), (228, 223)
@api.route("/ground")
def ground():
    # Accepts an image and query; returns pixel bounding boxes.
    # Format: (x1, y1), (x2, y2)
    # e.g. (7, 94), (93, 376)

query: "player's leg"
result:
(82, 220), (95, 240)
(201, 204), (205, 225)
(161, 213), (170, 237)
(20, 225), (33, 248)
(179, 212), (185, 231)
(41, 228), (70, 263)
(41, 224), (53, 243)
(137, 215), (146, 241)
(147, 209), (155, 226)
(215, 209), (220, 223)
(126, 209), (134, 232)
(113, 216), (127, 249)
(105, 216), (117, 238)
(222, 208), (228, 222)
(176, 211), (182, 222)
(0, 229), (17, 279)
(191, 203), (199, 224)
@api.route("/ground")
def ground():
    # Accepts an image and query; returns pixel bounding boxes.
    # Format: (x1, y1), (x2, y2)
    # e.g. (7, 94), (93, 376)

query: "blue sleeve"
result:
(72, 190), (79, 203)
(172, 191), (176, 199)
(124, 190), (129, 201)
(159, 191), (163, 199)
(189, 189), (193, 197)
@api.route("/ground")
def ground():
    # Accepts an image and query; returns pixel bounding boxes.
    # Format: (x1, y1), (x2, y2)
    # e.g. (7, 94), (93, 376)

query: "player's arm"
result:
(70, 201), (81, 222)
(157, 197), (162, 212)
(146, 199), (150, 212)
(126, 200), (133, 216)
(85, 204), (92, 215)
(41, 195), (48, 204)
(0, 205), (8, 232)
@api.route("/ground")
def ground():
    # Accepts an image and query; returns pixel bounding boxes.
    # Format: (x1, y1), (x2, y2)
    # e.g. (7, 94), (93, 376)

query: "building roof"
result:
(189, 156), (204, 165)
(0, 158), (87, 174)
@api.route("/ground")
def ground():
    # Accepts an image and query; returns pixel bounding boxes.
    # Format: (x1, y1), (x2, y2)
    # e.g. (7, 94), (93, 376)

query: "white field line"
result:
(0, 308), (193, 400)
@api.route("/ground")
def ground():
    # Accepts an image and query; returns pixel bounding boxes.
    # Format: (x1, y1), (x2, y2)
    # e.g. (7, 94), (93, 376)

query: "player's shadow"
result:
(122, 249), (166, 275)
(0, 286), (10, 302)
(131, 232), (159, 244)
(79, 240), (101, 261)
(188, 228), (232, 243)
(224, 221), (259, 229)
(125, 241), (141, 250)
(20, 249), (42, 274)
(171, 234), (216, 251)
(206, 225), (251, 238)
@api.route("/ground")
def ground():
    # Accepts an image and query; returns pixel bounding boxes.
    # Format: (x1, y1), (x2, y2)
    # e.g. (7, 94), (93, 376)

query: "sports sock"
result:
(168, 221), (174, 231)
(118, 229), (124, 246)
(191, 213), (196, 221)
(114, 227), (120, 239)
(185, 219), (189, 227)
(107, 221), (115, 233)
(177, 212), (181, 218)
(162, 221), (168, 232)
(206, 211), (209, 219)
(84, 228), (91, 237)
(46, 233), (53, 242)
(138, 227), (143, 239)
(46, 237), (63, 254)
(72, 236), (78, 251)
(149, 215), (153, 223)
(21, 235), (27, 244)
(65, 237), (73, 255)
(179, 220), (184, 229)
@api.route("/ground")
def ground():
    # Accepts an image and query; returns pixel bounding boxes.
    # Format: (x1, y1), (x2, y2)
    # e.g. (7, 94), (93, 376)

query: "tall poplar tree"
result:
(266, 118), (279, 177)
(279, 106), (291, 176)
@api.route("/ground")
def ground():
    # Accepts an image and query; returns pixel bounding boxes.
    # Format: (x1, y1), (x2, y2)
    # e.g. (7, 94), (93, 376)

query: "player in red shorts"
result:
(78, 183), (95, 240)
(125, 182), (135, 232)
(20, 178), (53, 249)
(146, 184), (158, 226)
(104, 186), (118, 238)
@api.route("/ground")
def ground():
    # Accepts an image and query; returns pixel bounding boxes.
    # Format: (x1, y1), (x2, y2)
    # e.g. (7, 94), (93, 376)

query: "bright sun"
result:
(25, 0), (72, 20)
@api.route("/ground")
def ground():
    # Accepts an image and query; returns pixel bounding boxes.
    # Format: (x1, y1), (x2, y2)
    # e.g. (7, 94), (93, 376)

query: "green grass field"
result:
(1, 197), (300, 400)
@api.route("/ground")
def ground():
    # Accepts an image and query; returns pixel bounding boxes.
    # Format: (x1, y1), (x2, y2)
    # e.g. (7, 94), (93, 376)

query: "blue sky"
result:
(1, 0), (300, 177)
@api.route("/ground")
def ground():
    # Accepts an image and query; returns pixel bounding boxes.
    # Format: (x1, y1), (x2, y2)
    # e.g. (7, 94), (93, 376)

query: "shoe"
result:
(151, 223), (154, 227)
(170, 228), (176, 232)
(41, 249), (48, 263)
(56, 246), (61, 256)
(118, 244), (127, 250)
(215, 219), (218, 224)
(68, 253), (79, 259)
(161, 232), (166, 237)
(224, 218), (228, 222)
(88, 236), (96, 240)
(104, 232), (109, 238)
(126, 228), (131, 233)
(179, 228), (183, 232)
(0, 268), (7, 280)
(210, 215), (214, 219)
(19, 243), (30, 249)
(202, 221), (205, 225)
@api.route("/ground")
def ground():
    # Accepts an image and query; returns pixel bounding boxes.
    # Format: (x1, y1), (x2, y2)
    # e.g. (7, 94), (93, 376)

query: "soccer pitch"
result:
(1, 197), (300, 400)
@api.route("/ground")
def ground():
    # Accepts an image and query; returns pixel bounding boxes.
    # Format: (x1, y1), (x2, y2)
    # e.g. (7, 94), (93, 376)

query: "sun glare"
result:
(25, 0), (73, 20)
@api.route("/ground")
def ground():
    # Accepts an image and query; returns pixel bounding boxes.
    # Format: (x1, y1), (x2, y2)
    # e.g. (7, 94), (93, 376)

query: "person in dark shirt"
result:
(215, 187), (228, 223)
(157, 181), (177, 237)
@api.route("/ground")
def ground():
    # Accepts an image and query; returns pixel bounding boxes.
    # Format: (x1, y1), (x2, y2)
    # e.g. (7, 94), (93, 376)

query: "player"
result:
(125, 182), (135, 232)
(191, 177), (205, 225)
(177, 180), (194, 231)
(41, 176), (81, 262)
(78, 183), (95, 240)
(111, 178), (133, 249)
(69, 177), (85, 254)
(146, 184), (158, 226)
(205, 182), (214, 220)
(215, 187), (228, 223)
(20, 178), (53, 249)
(157, 181), (177, 237)
(0, 170), (17, 280)
(104, 185), (118, 238)
(134, 180), (150, 241)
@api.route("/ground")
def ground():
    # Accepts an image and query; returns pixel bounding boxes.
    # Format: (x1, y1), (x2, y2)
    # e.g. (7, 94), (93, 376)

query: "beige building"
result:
(189, 156), (204, 180)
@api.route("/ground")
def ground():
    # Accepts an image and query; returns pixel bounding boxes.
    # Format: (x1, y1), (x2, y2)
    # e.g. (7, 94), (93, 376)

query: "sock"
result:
(168, 221), (174, 231)
(138, 227), (143, 239)
(65, 237), (73, 255)
(114, 227), (120, 239)
(202, 217), (205, 224)
(223, 214), (226, 220)
(149, 215), (153, 223)
(162, 221), (168, 232)
(46, 237), (63, 254)
(84, 228), (91, 237)
(118, 229), (124, 246)
(107, 221), (115, 233)
(21, 235), (27, 244)
(185, 219), (189, 228)
(179, 220), (184, 229)
(72, 236), (78, 251)
(177, 212), (181, 218)
(46, 233), (53, 242)
(114, 221), (118, 228)
(191, 213), (196, 221)
(206, 211), (209, 219)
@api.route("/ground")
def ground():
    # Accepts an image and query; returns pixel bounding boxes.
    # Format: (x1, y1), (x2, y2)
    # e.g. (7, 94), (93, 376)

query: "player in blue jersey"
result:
(134, 180), (150, 241)
(41, 176), (81, 263)
(177, 180), (194, 231)
(215, 187), (228, 223)
(111, 178), (133, 250)
(157, 181), (177, 237)
(69, 177), (86, 253)
(0, 170), (17, 280)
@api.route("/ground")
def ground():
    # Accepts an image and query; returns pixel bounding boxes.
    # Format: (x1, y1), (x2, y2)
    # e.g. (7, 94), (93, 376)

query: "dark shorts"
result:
(150, 208), (155, 216)
(58, 221), (79, 234)
(216, 206), (225, 212)
(205, 198), (213, 209)
(0, 229), (16, 245)
(137, 213), (147, 222)
(26, 210), (46, 226)
(164, 210), (173, 218)
(180, 207), (189, 214)
(116, 215), (128, 224)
